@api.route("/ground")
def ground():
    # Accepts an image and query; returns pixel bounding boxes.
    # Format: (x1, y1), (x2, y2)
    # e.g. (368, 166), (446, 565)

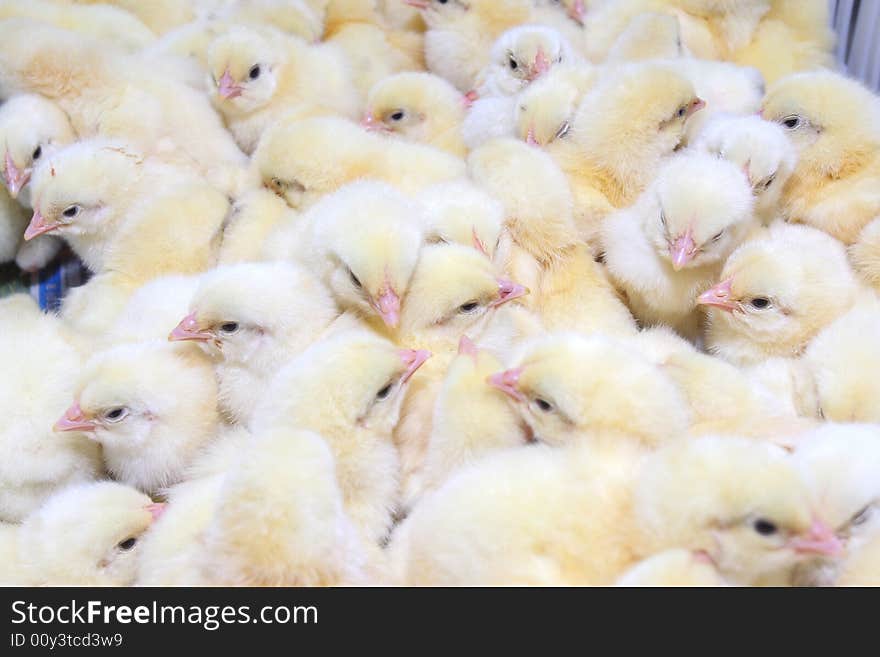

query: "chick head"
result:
(170, 261), (336, 365)
(55, 341), (218, 460)
(514, 64), (595, 149)
(637, 437), (842, 586)
(482, 24), (575, 96)
(698, 223), (858, 360)
(417, 180), (504, 259)
(24, 140), (142, 242)
(207, 26), (285, 115)
(695, 114), (796, 217)
(0, 94), (75, 203)
(19, 481), (159, 586)
(489, 333), (690, 447)
(399, 243), (528, 340)
(646, 151), (754, 271)
(761, 71), (880, 177)
(362, 72), (466, 142)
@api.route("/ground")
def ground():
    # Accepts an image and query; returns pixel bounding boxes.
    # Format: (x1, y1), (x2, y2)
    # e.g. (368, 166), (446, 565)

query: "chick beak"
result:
(697, 277), (737, 312)
(788, 517), (844, 557)
(526, 125), (539, 146)
(492, 278), (529, 307)
(670, 227), (697, 271)
(404, 0), (429, 8)
(218, 68), (243, 99)
(687, 97), (706, 118)
(462, 90), (479, 109)
(569, 0), (586, 25)
(472, 226), (489, 256)
(487, 367), (526, 402)
(145, 502), (167, 522)
(168, 311), (214, 342)
(400, 348), (432, 383)
(53, 401), (98, 433)
(3, 151), (29, 198)
(23, 208), (58, 241)
(360, 112), (387, 133)
(376, 288), (401, 329)
(528, 47), (550, 81)
(458, 334), (479, 359)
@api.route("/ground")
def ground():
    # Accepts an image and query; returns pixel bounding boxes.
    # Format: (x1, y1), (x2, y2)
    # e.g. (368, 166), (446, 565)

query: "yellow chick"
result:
(694, 113), (796, 224)
(602, 151), (756, 339)
(362, 72), (468, 156)
(217, 188), (298, 265)
(252, 116), (466, 211)
(615, 549), (729, 586)
(852, 218), (880, 293)
(252, 328), (431, 543)
(168, 261), (338, 424)
(760, 71), (880, 245)
(0, 481), (159, 586)
(207, 24), (359, 153)
(699, 223), (862, 366)
(531, 0), (592, 55)
(417, 180), (504, 260)
(53, 341), (220, 495)
(0, 294), (101, 522)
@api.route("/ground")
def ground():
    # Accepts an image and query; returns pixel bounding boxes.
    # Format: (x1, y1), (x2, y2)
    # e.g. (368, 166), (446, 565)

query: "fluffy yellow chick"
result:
(699, 223), (861, 366)
(694, 113), (796, 224)
(531, 0), (593, 54)
(0, 19), (249, 195)
(0, 481), (159, 586)
(760, 71), (880, 244)
(605, 11), (685, 61)
(54, 341), (219, 495)
(0, 294), (100, 522)
(362, 72), (468, 156)
(852, 218), (880, 293)
(602, 151), (755, 339)
(207, 25), (359, 153)
(217, 188), (298, 265)
(252, 328), (431, 543)
(252, 116), (466, 211)
(615, 549), (728, 586)
(25, 141), (228, 283)
(168, 261), (338, 424)
(417, 180), (504, 260)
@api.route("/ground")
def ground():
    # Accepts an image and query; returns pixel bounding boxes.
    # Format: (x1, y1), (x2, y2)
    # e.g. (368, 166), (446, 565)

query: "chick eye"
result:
(117, 537), (137, 551)
(659, 210), (667, 228)
(676, 105), (687, 118)
(851, 505), (873, 527)
(219, 322), (239, 334)
(249, 64), (261, 80)
(389, 110), (405, 122)
(753, 518), (778, 536)
(711, 230), (724, 242)
(458, 301), (480, 314)
(781, 115), (801, 130)
(509, 58), (518, 70)
(534, 398), (553, 412)
(749, 297), (771, 310)
(104, 407), (128, 423)
(348, 269), (362, 289)
(762, 175), (775, 190)
(375, 383), (393, 401)
(32, 145), (42, 160)
(554, 121), (571, 140)
(62, 205), (80, 218)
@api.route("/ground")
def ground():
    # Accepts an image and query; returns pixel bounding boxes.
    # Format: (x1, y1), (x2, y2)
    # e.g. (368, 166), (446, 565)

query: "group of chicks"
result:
(0, 0), (878, 588)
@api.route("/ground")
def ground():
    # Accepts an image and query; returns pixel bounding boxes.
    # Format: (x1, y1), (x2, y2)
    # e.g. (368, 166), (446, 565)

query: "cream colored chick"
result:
(0, 19), (248, 195)
(602, 151), (755, 339)
(0, 481), (159, 586)
(25, 141), (228, 282)
(217, 188), (298, 265)
(252, 116), (466, 211)
(54, 341), (219, 495)
(615, 549), (728, 586)
(362, 72), (468, 156)
(416, 180), (504, 260)
(852, 218), (880, 293)
(793, 423), (880, 586)
(531, 0), (592, 54)
(760, 71), (880, 245)
(168, 261), (338, 425)
(694, 113), (796, 224)
(252, 329), (431, 543)
(699, 223), (861, 366)
(606, 12), (685, 61)
(488, 332), (690, 448)
(0, 294), (100, 522)
(207, 25), (358, 153)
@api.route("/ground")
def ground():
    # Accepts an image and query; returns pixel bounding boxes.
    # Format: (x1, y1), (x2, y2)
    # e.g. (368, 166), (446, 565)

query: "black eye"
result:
(749, 297), (770, 309)
(249, 65), (261, 80)
(509, 58), (518, 70)
(104, 407), (127, 422)
(763, 175), (775, 190)
(782, 116), (800, 130)
(458, 301), (480, 314)
(117, 537), (137, 551)
(376, 383), (393, 400)
(390, 110), (405, 121)
(62, 205), (79, 218)
(534, 398), (553, 412)
(852, 505), (872, 526)
(753, 519), (778, 536)
(349, 269), (362, 289)
(711, 231), (724, 242)
(219, 322), (239, 333)
(677, 105), (687, 118)
(32, 145), (41, 160)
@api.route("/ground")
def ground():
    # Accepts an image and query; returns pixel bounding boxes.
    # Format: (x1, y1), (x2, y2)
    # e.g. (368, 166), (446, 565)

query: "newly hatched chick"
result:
(416, 180), (504, 260)
(0, 295), (100, 522)
(362, 72), (468, 157)
(252, 329), (431, 543)
(54, 341), (219, 495)
(207, 25), (358, 153)
(615, 549), (728, 586)
(602, 151), (755, 339)
(531, 0), (592, 55)
(252, 116), (466, 211)
(168, 261), (338, 425)
(694, 113), (796, 224)
(699, 223), (862, 366)
(217, 188), (297, 265)
(0, 481), (158, 586)
(761, 71), (880, 244)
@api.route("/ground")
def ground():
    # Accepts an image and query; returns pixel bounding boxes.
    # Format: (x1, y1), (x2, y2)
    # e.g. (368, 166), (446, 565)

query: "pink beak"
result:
(487, 367), (526, 402)
(218, 68), (242, 99)
(53, 401), (98, 433)
(400, 348), (432, 383)
(23, 208), (58, 241)
(788, 517), (844, 557)
(569, 0), (586, 25)
(526, 125), (539, 146)
(462, 90), (479, 109)
(528, 47), (550, 81)
(472, 226), (489, 256)
(376, 288), (401, 329)
(687, 97), (706, 118)
(492, 278), (529, 307)
(670, 226), (697, 270)
(168, 311), (213, 342)
(145, 502), (167, 522)
(696, 278), (737, 312)
(4, 151), (30, 198)
(404, 0), (429, 8)
(360, 112), (386, 132)
(458, 334), (479, 358)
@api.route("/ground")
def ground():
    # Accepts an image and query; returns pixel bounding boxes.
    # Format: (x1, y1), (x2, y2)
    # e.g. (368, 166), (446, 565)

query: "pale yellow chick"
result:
(416, 180), (504, 260)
